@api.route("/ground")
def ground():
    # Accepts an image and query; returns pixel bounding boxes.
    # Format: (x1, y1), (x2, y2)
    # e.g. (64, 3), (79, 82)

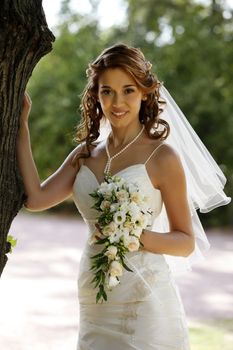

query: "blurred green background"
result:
(28, 0), (233, 226)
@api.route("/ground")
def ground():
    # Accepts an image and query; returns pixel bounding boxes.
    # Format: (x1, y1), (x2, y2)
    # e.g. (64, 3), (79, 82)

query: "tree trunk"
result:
(0, 0), (55, 275)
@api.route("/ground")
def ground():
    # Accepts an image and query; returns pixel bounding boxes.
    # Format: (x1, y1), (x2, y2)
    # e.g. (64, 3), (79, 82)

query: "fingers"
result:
(20, 91), (32, 123)
(24, 91), (31, 100)
(23, 91), (32, 106)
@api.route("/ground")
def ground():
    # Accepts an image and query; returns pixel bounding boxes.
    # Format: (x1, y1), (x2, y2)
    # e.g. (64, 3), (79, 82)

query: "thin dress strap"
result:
(144, 143), (165, 165)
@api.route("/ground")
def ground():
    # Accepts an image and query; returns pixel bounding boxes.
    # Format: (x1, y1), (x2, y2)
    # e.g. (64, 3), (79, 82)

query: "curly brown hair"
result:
(74, 43), (169, 161)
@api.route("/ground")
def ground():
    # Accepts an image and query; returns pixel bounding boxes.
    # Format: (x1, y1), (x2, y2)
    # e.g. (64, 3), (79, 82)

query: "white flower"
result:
(102, 222), (117, 236)
(100, 200), (111, 211)
(110, 203), (120, 213)
(138, 213), (149, 228)
(123, 220), (134, 230)
(107, 275), (120, 288)
(109, 260), (123, 277)
(109, 229), (122, 243)
(124, 235), (140, 252)
(98, 182), (116, 197)
(133, 227), (143, 238)
(120, 226), (130, 237)
(130, 191), (143, 204)
(113, 211), (126, 225)
(119, 202), (128, 213)
(104, 245), (118, 260)
(116, 189), (129, 203)
(113, 176), (126, 187)
(128, 202), (141, 221)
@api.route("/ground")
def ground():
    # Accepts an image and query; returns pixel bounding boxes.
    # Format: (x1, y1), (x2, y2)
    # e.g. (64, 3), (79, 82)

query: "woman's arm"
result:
(140, 144), (195, 257)
(17, 93), (80, 211)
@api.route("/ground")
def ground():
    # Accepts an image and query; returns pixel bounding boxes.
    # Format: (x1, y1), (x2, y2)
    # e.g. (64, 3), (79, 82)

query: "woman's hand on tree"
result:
(20, 92), (32, 124)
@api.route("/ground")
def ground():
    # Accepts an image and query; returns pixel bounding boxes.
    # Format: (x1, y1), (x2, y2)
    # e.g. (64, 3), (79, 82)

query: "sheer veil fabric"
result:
(98, 85), (231, 275)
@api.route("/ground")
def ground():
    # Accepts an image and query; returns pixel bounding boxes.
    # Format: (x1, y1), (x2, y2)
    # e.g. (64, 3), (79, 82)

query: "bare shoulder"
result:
(153, 143), (185, 186)
(155, 143), (181, 165)
(66, 140), (102, 168)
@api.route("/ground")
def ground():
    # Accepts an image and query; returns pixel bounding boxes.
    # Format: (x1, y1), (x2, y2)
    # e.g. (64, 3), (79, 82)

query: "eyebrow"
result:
(100, 84), (136, 88)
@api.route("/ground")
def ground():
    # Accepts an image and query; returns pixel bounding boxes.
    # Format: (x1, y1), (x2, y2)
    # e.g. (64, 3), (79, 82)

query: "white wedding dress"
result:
(73, 158), (191, 349)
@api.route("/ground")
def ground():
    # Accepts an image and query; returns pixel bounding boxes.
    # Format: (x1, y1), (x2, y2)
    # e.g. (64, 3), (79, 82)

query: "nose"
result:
(112, 92), (124, 107)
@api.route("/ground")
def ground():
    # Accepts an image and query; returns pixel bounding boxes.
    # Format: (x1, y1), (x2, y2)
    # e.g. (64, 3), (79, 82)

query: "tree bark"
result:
(0, 0), (55, 275)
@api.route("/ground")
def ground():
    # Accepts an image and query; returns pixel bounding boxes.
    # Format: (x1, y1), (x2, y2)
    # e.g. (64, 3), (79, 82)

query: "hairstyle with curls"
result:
(74, 43), (170, 160)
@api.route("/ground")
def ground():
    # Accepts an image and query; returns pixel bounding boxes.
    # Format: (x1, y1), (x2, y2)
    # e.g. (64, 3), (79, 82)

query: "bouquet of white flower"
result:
(89, 174), (153, 303)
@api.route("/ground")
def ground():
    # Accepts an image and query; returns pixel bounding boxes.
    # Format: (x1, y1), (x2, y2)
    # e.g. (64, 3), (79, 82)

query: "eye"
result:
(124, 88), (135, 94)
(100, 89), (112, 95)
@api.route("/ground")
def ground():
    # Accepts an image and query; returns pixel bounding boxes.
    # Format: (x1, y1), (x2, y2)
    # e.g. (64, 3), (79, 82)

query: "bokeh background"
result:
(0, 0), (232, 349)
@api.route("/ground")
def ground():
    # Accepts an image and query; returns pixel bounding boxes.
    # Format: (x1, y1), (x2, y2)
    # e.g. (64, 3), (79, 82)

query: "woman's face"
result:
(97, 68), (144, 129)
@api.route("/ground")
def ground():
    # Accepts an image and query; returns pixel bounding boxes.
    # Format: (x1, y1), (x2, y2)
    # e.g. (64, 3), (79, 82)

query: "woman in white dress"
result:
(17, 43), (230, 349)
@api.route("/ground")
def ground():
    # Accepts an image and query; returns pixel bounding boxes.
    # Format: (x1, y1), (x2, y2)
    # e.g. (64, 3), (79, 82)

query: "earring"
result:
(142, 95), (147, 101)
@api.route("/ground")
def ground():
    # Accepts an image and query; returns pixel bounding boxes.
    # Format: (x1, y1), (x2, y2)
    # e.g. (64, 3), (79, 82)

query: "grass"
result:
(189, 319), (233, 350)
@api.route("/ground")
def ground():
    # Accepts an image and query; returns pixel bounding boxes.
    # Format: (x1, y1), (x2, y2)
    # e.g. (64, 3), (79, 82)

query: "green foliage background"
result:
(28, 0), (233, 226)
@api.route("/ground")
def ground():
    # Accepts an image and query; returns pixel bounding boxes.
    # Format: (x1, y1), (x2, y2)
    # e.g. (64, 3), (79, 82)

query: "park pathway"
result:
(0, 211), (232, 350)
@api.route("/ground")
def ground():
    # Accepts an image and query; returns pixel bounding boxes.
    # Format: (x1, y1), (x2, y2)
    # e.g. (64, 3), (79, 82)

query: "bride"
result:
(17, 43), (230, 349)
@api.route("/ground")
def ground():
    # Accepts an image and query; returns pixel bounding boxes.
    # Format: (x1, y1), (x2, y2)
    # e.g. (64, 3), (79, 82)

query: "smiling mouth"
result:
(111, 111), (128, 117)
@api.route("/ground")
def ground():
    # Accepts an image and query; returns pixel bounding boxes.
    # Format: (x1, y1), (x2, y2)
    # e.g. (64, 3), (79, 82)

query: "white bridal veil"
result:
(99, 85), (231, 275)
(153, 86), (231, 274)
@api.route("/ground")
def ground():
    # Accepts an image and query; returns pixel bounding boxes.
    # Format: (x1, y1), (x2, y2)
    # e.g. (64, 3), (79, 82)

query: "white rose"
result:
(100, 200), (111, 211)
(109, 260), (123, 277)
(124, 235), (140, 252)
(116, 189), (129, 203)
(107, 275), (120, 288)
(104, 245), (118, 260)
(102, 222), (117, 236)
(110, 203), (120, 213)
(130, 191), (143, 204)
(98, 182), (116, 197)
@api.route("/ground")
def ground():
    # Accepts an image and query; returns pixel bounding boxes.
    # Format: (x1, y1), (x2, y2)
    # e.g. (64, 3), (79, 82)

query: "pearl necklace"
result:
(104, 125), (145, 175)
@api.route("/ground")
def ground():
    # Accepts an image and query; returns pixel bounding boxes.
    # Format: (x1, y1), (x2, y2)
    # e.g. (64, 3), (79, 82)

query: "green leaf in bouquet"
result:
(102, 289), (107, 301)
(95, 237), (109, 245)
(90, 275), (98, 284)
(100, 271), (106, 284)
(119, 256), (133, 272)
(89, 191), (99, 198)
(90, 252), (106, 259)
(97, 212), (113, 226)
(96, 283), (108, 303)
(95, 256), (108, 268)
(96, 290), (102, 304)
